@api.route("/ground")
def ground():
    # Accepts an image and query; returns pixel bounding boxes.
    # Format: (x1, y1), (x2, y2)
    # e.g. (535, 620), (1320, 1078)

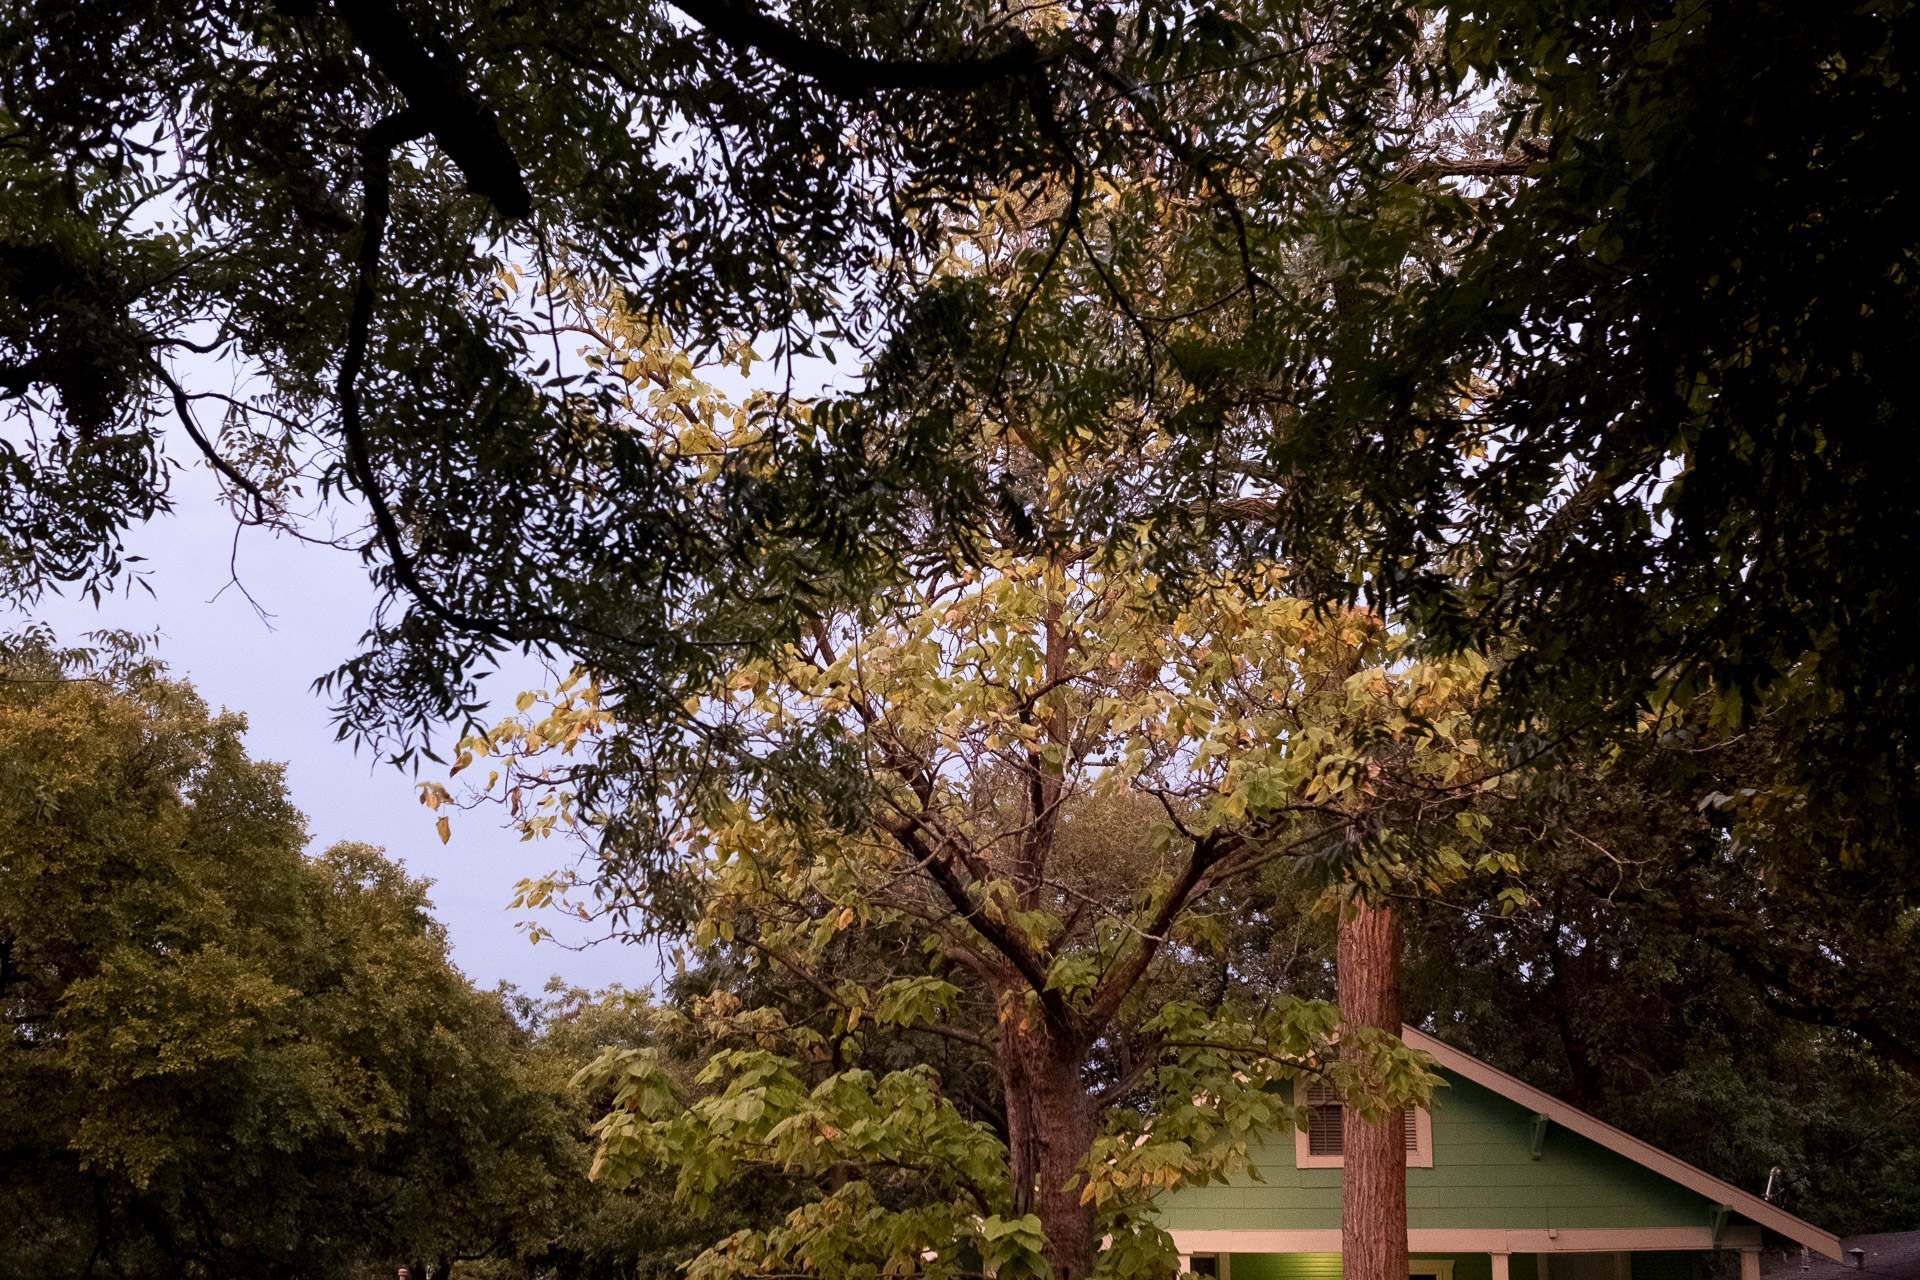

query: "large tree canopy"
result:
(0, 0), (1431, 751)
(1282, 0), (1920, 884)
(0, 639), (576, 1279)
(7, 0), (1916, 1056)
(5, 1), (1914, 822)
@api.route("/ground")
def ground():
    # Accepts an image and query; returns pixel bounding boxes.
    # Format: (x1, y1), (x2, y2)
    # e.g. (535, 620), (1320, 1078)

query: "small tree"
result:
(456, 410), (1510, 1280)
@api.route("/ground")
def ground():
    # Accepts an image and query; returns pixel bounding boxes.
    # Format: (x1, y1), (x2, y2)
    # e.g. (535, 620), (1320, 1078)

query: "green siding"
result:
(1161, 1070), (1715, 1233)
(1220, 1254), (1690, 1280)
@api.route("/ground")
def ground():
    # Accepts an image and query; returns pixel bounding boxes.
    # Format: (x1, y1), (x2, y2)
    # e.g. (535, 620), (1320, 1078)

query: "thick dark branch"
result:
(1092, 1032), (1164, 1103)
(1647, 885), (1920, 1082)
(670, 0), (1041, 96)
(1737, 950), (1920, 1080)
(1082, 808), (1354, 1033)
(914, 1019), (993, 1050)
(1407, 158), (1534, 179)
(339, 110), (517, 644)
(332, 0), (533, 219)
(1694, 918), (1920, 1081)
(1196, 494), (1281, 524)
(1845, 1020), (1920, 1081)
(883, 814), (1076, 1033)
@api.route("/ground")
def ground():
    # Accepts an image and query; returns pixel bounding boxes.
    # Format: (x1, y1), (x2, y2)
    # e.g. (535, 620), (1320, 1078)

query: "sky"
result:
(20, 439), (661, 997)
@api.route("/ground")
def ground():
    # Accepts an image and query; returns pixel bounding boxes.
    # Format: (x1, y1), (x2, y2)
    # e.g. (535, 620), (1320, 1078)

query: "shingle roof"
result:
(1760, 1233), (1920, 1280)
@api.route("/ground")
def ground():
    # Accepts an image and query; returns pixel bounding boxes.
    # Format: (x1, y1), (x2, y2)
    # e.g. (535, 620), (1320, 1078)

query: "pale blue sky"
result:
(20, 441), (658, 997)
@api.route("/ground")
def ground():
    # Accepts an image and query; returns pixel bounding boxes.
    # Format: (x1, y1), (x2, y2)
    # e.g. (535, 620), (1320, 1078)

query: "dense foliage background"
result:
(4, 0), (1918, 1272)
(3, 637), (1916, 1277)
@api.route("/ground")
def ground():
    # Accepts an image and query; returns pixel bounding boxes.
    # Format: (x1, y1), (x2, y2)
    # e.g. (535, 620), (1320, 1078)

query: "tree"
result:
(0, 0), (1427, 753)
(1337, 899), (1405, 1280)
(452, 413), (1510, 1280)
(486, 980), (813, 1280)
(0, 637), (576, 1279)
(1274, 0), (1920, 888)
(13, 0), (1915, 966)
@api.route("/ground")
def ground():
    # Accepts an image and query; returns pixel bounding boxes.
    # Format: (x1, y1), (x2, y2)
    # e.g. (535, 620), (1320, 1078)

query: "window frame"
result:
(1292, 1078), (1434, 1169)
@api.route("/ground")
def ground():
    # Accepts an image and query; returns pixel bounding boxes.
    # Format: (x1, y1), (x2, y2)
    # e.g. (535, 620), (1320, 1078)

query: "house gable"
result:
(1161, 1069), (1715, 1235)
(1158, 1028), (1841, 1262)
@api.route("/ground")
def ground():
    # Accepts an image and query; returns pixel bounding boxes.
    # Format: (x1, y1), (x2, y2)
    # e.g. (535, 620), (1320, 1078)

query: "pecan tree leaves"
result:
(0, 0), (1428, 755)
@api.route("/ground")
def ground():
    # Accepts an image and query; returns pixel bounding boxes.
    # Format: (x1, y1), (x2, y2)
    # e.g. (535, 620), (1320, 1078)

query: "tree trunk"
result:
(1338, 897), (1406, 1280)
(1000, 1013), (1098, 1280)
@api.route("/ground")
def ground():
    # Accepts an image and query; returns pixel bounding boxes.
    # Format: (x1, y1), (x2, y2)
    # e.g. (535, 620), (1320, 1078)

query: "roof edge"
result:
(1400, 1026), (1842, 1261)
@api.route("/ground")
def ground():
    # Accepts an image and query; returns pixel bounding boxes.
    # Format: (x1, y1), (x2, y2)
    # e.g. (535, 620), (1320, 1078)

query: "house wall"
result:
(1160, 1070), (1717, 1234)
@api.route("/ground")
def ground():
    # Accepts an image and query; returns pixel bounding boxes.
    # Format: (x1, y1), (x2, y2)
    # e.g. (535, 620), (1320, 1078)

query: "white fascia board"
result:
(1400, 1026), (1842, 1261)
(1167, 1228), (1767, 1256)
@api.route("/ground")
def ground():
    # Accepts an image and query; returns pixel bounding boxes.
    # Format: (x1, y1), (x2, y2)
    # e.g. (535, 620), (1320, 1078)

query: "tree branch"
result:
(1062, 40), (1262, 303)
(149, 361), (269, 525)
(338, 109), (518, 644)
(1082, 830), (1230, 1033)
(882, 814), (1076, 1033)
(332, 0), (534, 219)
(669, 0), (1043, 96)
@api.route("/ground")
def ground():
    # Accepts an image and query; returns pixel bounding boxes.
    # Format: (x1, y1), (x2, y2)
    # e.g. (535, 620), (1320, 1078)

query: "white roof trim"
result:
(1401, 1026), (1842, 1261)
(1169, 1227), (1768, 1255)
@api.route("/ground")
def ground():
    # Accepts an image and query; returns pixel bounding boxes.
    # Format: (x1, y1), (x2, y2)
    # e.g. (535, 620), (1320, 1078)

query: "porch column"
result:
(1741, 1251), (1761, 1280)
(1491, 1255), (1511, 1280)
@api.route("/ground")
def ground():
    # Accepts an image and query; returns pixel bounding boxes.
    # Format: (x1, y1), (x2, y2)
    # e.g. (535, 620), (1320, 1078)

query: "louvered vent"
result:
(1304, 1081), (1343, 1156)
(1302, 1081), (1420, 1156)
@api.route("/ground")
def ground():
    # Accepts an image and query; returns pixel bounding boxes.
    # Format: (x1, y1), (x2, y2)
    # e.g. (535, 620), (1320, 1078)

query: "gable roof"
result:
(1403, 1025), (1843, 1261)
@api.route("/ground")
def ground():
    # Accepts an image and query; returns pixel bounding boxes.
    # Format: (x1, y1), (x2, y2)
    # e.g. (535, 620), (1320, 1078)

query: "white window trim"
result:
(1293, 1080), (1433, 1169)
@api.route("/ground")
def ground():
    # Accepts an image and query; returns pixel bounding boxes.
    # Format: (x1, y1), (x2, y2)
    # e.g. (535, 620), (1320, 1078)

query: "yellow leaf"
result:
(436, 815), (451, 844)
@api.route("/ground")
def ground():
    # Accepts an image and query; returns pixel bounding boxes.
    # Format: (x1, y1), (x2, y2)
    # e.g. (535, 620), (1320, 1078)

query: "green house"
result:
(1157, 1027), (1841, 1280)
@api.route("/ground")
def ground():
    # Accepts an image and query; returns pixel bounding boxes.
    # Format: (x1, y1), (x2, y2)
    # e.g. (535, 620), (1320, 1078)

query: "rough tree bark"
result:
(1338, 897), (1406, 1280)
(995, 584), (1101, 1280)
(1000, 1016), (1100, 1280)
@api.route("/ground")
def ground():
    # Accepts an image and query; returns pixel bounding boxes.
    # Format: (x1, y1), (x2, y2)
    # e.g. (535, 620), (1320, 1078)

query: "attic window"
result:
(1295, 1080), (1433, 1168)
